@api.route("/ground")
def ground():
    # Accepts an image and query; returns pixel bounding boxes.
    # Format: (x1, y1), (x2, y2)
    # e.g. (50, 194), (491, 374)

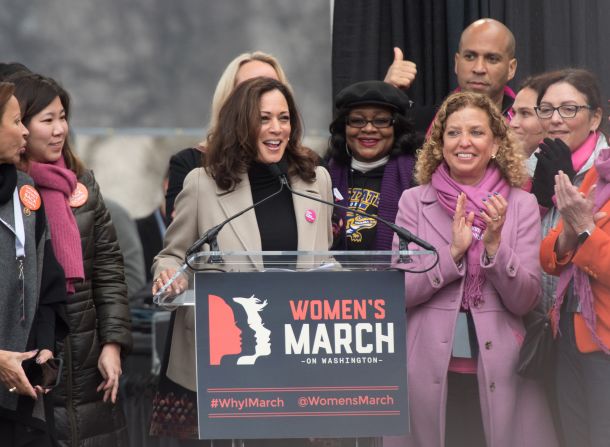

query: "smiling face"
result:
(24, 96), (68, 163)
(255, 89), (291, 165)
(442, 106), (499, 185)
(454, 21), (516, 106)
(538, 82), (602, 152)
(0, 96), (29, 165)
(510, 87), (545, 156)
(345, 106), (395, 162)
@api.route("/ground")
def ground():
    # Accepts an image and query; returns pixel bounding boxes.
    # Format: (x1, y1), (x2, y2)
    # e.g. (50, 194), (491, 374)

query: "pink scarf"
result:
(431, 163), (511, 309)
(571, 131), (599, 174)
(29, 158), (84, 293)
(552, 148), (610, 353)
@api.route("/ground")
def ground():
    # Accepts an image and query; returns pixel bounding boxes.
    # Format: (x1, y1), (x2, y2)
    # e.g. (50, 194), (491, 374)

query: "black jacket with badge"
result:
(50, 170), (132, 447)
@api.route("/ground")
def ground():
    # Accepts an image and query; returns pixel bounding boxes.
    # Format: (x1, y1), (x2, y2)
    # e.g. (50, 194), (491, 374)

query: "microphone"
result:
(268, 160), (289, 186)
(268, 162), (437, 253)
(184, 167), (286, 259)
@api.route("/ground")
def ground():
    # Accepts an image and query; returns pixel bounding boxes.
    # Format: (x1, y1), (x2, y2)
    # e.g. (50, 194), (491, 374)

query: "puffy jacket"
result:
(51, 170), (132, 447)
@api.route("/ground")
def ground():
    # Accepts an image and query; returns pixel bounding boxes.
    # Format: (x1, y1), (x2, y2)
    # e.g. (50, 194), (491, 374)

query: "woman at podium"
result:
(387, 91), (557, 447)
(152, 77), (333, 445)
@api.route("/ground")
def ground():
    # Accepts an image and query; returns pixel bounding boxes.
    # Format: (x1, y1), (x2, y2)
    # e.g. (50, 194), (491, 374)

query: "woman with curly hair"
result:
(386, 92), (557, 447)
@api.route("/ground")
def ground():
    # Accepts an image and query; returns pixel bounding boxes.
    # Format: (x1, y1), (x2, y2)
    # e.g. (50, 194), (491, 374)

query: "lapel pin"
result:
(305, 209), (316, 223)
(69, 182), (88, 208)
(19, 185), (41, 211)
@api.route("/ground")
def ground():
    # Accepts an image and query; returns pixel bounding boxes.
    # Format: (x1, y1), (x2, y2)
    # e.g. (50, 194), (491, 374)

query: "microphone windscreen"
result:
(267, 163), (283, 179)
(277, 158), (289, 175)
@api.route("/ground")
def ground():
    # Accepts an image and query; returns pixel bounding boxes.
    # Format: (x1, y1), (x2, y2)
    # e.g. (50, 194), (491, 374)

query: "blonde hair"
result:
(415, 91), (527, 187)
(202, 51), (290, 145)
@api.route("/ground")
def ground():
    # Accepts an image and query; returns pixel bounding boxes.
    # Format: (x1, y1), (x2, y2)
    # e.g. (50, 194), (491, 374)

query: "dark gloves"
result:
(531, 138), (576, 208)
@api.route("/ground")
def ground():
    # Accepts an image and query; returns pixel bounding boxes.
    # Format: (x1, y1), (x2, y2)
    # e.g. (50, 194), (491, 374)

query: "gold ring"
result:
(8, 387), (16, 393)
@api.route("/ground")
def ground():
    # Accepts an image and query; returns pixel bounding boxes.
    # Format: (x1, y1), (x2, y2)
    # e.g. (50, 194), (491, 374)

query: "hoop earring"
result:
(345, 143), (353, 158)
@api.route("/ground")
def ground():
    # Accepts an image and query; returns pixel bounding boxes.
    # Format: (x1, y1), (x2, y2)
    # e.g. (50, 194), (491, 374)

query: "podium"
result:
(153, 249), (434, 443)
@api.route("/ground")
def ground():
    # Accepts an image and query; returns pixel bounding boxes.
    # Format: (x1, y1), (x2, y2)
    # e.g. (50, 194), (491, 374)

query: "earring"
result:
(491, 153), (496, 160)
(345, 143), (353, 158)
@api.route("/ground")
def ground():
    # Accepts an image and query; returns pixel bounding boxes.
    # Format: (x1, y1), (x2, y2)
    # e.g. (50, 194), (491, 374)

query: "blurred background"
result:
(0, 0), (333, 216)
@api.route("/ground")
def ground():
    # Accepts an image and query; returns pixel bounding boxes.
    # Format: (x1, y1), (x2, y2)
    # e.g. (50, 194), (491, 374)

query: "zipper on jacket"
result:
(64, 337), (78, 447)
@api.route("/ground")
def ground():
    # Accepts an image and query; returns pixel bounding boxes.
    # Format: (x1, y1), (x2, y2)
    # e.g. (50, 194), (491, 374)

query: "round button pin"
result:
(305, 209), (316, 223)
(69, 182), (88, 208)
(19, 185), (41, 211)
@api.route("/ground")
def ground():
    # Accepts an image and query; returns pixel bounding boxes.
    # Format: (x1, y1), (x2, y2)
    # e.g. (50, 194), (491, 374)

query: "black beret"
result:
(335, 80), (412, 115)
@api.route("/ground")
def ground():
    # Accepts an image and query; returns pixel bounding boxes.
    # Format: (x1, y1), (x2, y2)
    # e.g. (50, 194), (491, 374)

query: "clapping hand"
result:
(480, 192), (508, 258)
(555, 171), (596, 236)
(532, 138), (576, 208)
(450, 193), (474, 263)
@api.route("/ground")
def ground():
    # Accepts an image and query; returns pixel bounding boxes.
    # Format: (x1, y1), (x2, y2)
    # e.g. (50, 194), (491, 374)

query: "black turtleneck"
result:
(0, 164), (17, 205)
(248, 161), (298, 251)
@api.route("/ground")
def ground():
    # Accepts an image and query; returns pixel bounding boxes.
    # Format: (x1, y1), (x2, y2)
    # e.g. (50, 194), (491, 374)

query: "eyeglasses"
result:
(534, 104), (592, 119)
(346, 117), (395, 128)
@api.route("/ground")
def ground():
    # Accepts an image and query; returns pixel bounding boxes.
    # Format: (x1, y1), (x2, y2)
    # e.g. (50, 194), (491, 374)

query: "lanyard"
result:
(13, 187), (25, 258)
(12, 187), (26, 324)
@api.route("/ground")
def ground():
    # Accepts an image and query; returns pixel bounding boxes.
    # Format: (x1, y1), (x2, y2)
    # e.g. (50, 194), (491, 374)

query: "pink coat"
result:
(384, 184), (557, 447)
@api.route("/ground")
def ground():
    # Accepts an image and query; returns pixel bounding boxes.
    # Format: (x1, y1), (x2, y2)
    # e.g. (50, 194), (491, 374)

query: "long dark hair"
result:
(205, 77), (317, 191)
(327, 106), (421, 165)
(9, 73), (85, 176)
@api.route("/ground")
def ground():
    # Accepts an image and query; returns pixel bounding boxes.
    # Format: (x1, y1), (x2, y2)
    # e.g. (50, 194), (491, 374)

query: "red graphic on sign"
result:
(209, 295), (242, 365)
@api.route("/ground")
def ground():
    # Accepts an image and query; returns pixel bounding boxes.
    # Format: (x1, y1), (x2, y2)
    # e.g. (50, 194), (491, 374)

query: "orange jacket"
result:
(540, 166), (610, 353)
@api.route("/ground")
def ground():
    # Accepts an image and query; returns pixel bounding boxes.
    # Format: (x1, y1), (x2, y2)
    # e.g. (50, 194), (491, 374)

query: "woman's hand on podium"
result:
(153, 268), (186, 296)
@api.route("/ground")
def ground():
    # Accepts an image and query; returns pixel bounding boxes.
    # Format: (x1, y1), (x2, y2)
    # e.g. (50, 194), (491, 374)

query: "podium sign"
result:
(194, 270), (408, 439)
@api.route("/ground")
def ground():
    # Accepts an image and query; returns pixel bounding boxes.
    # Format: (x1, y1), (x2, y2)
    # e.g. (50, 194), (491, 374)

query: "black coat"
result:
(50, 170), (132, 447)
(165, 147), (201, 225)
(135, 210), (164, 282)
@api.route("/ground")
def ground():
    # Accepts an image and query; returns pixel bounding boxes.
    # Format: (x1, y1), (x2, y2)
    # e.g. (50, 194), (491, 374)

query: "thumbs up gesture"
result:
(384, 47), (417, 89)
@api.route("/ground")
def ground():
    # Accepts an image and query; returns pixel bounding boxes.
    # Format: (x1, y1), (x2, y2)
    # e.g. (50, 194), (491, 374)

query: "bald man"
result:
(455, 18), (517, 116)
(385, 18), (518, 122)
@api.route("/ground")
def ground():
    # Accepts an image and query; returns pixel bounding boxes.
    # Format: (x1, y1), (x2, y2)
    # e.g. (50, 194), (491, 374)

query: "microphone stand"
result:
(184, 181), (286, 268)
(274, 169), (438, 267)
(154, 179), (287, 305)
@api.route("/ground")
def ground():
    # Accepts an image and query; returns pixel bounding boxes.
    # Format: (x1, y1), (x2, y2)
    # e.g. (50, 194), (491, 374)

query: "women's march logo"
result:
(208, 294), (271, 366)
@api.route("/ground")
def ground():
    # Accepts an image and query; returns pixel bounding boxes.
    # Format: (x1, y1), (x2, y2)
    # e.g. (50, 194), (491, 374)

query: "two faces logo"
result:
(208, 294), (271, 366)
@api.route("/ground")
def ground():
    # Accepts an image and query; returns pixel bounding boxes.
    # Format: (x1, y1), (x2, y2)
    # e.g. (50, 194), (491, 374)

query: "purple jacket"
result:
(384, 183), (557, 447)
